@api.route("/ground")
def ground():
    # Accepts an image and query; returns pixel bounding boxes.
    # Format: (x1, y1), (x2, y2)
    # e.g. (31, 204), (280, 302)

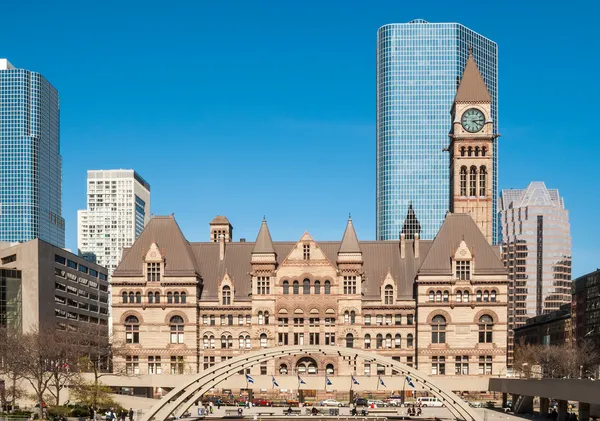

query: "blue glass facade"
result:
(0, 61), (64, 247)
(376, 20), (498, 242)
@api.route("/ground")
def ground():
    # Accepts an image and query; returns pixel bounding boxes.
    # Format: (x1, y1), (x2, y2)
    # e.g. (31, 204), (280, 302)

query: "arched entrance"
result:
(140, 345), (482, 421)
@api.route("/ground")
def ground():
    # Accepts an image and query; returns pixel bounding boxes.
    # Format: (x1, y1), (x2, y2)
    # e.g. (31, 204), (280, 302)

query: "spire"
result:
(252, 217), (275, 254)
(339, 216), (361, 253)
(455, 50), (491, 103)
(401, 203), (422, 240)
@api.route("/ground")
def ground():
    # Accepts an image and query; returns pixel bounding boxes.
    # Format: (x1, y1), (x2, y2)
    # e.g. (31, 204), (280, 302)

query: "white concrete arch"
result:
(140, 345), (482, 421)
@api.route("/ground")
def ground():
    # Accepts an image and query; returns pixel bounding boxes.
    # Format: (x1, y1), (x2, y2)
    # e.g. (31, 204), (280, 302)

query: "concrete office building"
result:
(376, 20), (498, 242)
(500, 182), (572, 367)
(0, 59), (64, 247)
(77, 170), (151, 274)
(0, 240), (109, 333)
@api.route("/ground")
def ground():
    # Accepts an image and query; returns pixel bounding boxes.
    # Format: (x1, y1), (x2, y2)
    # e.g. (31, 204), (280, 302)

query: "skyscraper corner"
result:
(0, 58), (64, 247)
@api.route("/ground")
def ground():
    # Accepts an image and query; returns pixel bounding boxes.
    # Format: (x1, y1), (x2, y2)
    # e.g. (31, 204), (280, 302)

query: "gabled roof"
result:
(418, 213), (505, 275)
(113, 216), (200, 278)
(252, 218), (275, 254)
(339, 217), (361, 253)
(455, 51), (492, 103)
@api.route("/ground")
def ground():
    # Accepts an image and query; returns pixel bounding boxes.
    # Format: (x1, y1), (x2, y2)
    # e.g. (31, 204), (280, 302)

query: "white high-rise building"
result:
(77, 170), (151, 274)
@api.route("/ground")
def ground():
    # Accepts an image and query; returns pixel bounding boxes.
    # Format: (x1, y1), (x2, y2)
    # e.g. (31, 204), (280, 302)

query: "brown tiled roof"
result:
(339, 218), (361, 253)
(210, 215), (231, 225)
(252, 219), (275, 254)
(455, 52), (491, 103)
(418, 213), (506, 275)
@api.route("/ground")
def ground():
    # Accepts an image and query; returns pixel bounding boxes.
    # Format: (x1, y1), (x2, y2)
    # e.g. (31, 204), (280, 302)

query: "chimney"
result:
(219, 234), (225, 261)
(240, 238), (246, 243)
(400, 233), (406, 259)
(414, 233), (420, 259)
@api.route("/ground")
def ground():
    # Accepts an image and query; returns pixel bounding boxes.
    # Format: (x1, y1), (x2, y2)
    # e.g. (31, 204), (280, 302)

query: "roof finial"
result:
(468, 45), (473, 55)
(262, 215), (266, 222)
(348, 212), (352, 220)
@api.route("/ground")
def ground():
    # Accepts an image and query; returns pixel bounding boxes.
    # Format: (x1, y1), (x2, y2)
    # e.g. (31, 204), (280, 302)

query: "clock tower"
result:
(449, 51), (495, 244)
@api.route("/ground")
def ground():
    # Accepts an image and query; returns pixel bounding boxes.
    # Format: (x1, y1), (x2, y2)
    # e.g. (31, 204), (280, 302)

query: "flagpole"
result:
(377, 375), (380, 391)
(401, 376), (407, 405)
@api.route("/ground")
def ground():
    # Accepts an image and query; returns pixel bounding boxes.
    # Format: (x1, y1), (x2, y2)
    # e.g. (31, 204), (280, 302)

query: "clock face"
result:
(461, 108), (485, 133)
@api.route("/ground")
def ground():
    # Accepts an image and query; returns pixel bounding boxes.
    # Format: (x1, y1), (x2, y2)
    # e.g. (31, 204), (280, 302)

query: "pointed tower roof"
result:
(252, 218), (275, 254)
(401, 203), (421, 240)
(455, 50), (491, 103)
(339, 216), (361, 253)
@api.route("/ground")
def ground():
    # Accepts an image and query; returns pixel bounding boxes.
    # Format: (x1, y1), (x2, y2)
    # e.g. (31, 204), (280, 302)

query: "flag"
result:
(405, 376), (415, 388)
(272, 376), (279, 388)
(351, 375), (359, 385)
(246, 374), (254, 384)
(325, 376), (332, 386)
(379, 376), (386, 388)
(298, 375), (306, 385)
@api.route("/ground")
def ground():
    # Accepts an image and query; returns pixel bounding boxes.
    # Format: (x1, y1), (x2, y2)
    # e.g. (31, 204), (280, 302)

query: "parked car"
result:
(416, 397), (443, 407)
(386, 398), (403, 407)
(367, 399), (387, 407)
(320, 399), (344, 407)
(252, 399), (273, 407)
(355, 398), (368, 407)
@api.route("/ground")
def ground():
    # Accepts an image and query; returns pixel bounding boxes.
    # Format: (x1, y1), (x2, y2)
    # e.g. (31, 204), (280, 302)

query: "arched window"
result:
(174, 292), (180, 304)
(283, 281), (289, 295)
(303, 279), (310, 295)
(122, 292), (128, 303)
(326, 364), (334, 374)
(324, 280), (331, 295)
(443, 291), (449, 302)
(344, 311), (349, 324)
(180, 292), (186, 304)
(155, 292), (161, 303)
(479, 315), (494, 343)
(264, 311), (269, 325)
(479, 166), (487, 197)
(464, 290), (470, 302)
(345, 333), (354, 348)
(395, 333), (401, 348)
(308, 362), (317, 375)
(350, 311), (356, 325)
(491, 290), (497, 302)
(221, 335), (227, 349)
(482, 146), (487, 157)
(483, 290), (490, 302)
(436, 291), (442, 302)
(228, 335), (233, 348)
(135, 292), (141, 304)
(456, 291), (462, 303)
(460, 166), (467, 196)
(460, 146), (466, 157)
(125, 316), (139, 344)
(314, 280), (321, 294)
(376, 334), (383, 349)
(209, 315), (215, 325)
(167, 292), (173, 303)
(364, 334), (371, 349)
(227, 314), (233, 325)
(170, 316), (184, 344)
(222, 285), (231, 305)
(385, 334), (392, 349)
(210, 335), (215, 349)
(148, 292), (154, 304)
(407, 333), (414, 348)
(260, 333), (268, 348)
(384, 285), (394, 304)
(292, 281), (299, 295)
(470, 166), (477, 196)
(431, 315), (446, 344)
(279, 364), (288, 374)
(238, 335), (245, 349)
(258, 311), (264, 325)
(128, 292), (134, 303)
(203, 335), (209, 349)
(474, 146), (480, 157)
(245, 335), (251, 349)
(429, 291), (435, 302)
(468, 146), (473, 157)
(476, 290), (482, 302)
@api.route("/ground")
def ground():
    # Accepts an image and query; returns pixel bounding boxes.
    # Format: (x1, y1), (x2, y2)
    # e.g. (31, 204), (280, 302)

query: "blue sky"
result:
(1, 0), (598, 276)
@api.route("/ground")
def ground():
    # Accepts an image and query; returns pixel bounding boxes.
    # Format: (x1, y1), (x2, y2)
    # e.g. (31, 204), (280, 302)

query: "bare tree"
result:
(46, 330), (81, 406)
(0, 327), (27, 410)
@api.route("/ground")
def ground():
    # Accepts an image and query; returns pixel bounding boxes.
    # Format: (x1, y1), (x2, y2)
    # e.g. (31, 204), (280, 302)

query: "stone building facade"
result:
(111, 213), (508, 385)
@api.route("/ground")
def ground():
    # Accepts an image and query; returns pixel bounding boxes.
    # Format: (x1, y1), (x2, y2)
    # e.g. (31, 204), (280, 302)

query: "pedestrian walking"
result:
(128, 408), (134, 421)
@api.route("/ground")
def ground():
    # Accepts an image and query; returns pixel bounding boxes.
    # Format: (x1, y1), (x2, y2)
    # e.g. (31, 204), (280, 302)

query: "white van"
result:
(416, 397), (443, 407)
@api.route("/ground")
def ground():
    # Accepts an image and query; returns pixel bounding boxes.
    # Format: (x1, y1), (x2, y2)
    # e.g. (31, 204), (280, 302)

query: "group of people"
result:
(102, 408), (134, 421)
(407, 405), (422, 416)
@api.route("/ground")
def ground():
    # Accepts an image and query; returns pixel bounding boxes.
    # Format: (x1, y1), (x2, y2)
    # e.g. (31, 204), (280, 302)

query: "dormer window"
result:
(303, 244), (310, 260)
(147, 262), (161, 282)
(456, 261), (471, 281)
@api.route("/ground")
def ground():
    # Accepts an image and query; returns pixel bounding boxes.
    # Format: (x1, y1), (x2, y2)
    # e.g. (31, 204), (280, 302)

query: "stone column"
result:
(511, 394), (520, 412)
(579, 402), (590, 421)
(557, 400), (568, 421)
(540, 397), (549, 416)
(502, 393), (508, 409)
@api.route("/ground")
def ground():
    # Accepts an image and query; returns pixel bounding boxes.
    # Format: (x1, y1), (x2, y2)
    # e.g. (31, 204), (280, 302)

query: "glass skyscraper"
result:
(0, 59), (64, 247)
(376, 20), (498, 241)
